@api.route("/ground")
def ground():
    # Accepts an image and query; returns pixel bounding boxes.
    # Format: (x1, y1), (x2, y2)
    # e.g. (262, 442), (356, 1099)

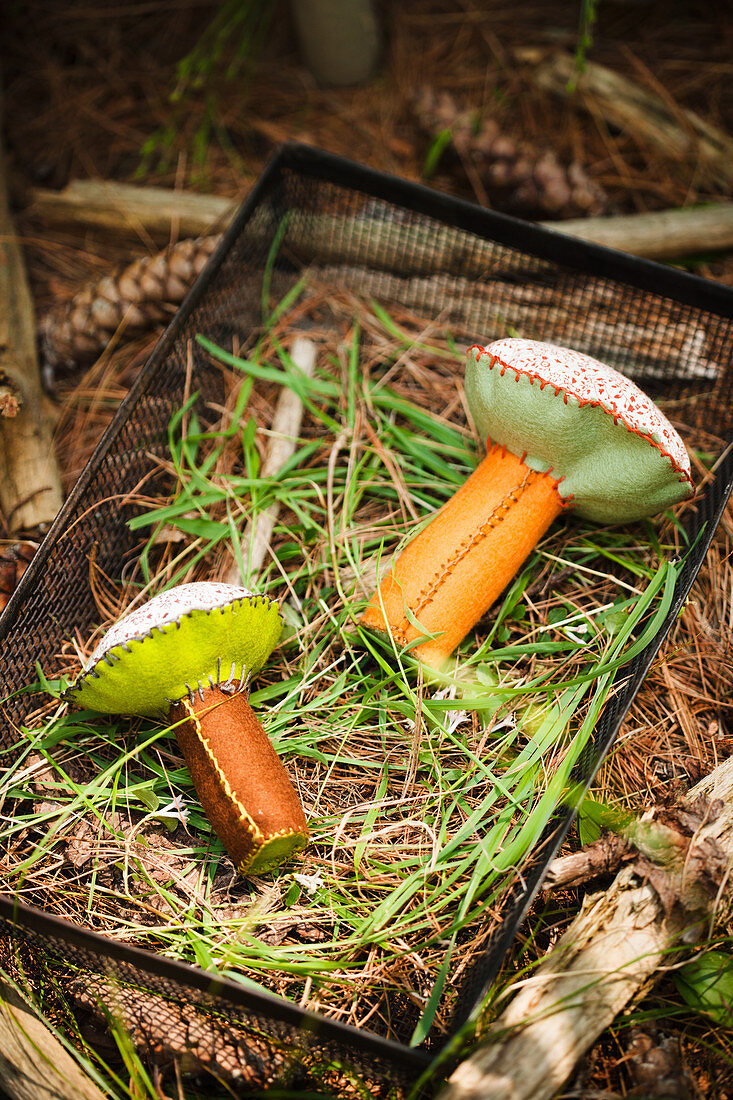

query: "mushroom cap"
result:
(66, 581), (283, 717)
(465, 339), (694, 523)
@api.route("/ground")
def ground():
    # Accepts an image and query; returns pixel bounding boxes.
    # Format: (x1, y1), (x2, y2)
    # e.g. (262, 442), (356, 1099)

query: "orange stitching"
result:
(398, 465), (558, 636)
(468, 348), (694, 489)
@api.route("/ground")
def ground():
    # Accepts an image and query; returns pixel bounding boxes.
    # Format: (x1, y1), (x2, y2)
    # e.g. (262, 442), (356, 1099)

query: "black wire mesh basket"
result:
(1, 143), (732, 1096)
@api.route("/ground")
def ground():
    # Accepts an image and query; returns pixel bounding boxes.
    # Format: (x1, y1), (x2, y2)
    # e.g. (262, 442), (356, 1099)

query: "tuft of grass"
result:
(572, 0), (600, 81)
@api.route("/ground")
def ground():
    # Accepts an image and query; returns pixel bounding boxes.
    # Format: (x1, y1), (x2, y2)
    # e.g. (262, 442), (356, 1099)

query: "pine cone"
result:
(0, 542), (37, 613)
(626, 1029), (693, 1099)
(40, 235), (221, 376)
(413, 87), (608, 219)
(0, 371), (20, 418)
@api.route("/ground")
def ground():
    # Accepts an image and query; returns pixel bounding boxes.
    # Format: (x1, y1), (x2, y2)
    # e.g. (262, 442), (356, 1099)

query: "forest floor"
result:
(2, 1), (733, 1097)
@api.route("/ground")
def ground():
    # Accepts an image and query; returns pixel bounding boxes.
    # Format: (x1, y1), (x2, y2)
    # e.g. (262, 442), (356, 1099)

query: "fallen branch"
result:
(549, 202), (733, 260)
(29, 178), (234, 242)
(223, 336), (317, 585)
(441, 760), (733, 1100)
(542, 808), (698, 891)
(0, 87), (63, 535)
(542, 831), (631, 890)
(520, 49), (733, 190)
(29, 179), (733, 262)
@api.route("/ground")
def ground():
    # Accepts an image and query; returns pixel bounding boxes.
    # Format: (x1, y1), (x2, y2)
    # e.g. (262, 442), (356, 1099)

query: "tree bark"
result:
(0, 92), (63, 534)
(441, 757), (733, 1100)
(542, 831), (630, 890)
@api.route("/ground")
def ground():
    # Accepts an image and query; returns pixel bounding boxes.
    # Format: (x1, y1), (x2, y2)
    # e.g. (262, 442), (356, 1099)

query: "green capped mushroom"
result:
(66, 581), (309, 874)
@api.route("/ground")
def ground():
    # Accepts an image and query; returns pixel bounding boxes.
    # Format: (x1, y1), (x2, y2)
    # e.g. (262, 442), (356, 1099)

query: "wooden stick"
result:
(28, 178), (733, 262)
(0, 90), (63, 534)
(29, 178), (235, 242)
(223, 336), (317, 585)
(542, 832), (630, 890)
(440, 759), (733, 1100)
(0, 976), (106, 1100)
(520, 49), (733, 189)
(548, 202), (733, 261)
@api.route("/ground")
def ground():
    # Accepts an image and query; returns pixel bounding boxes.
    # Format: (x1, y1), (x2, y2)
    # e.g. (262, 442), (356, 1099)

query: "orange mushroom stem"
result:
(361, 338), (695, 671)
(361, 444), (565, 669)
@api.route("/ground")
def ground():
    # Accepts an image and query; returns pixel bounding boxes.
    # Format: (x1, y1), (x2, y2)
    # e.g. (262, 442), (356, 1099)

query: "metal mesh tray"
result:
(1, 143), (732, 1094)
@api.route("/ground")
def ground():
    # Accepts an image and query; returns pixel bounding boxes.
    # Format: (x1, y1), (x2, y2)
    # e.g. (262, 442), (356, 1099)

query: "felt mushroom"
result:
(65, 581), (308, 874)
(361, 338), (694, 669)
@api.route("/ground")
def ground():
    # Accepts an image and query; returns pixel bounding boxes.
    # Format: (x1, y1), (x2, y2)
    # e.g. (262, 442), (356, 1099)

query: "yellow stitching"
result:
(182, 697), (265, 846)
(182, 697), (307, 873)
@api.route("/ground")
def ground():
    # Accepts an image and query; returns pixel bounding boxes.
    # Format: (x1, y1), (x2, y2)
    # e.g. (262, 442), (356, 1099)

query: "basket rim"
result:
(0, 890), (434, 1075)
(276, 141), (733, 317)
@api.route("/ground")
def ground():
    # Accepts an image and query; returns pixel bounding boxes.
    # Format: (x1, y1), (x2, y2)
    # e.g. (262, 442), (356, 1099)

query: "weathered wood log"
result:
(0, 91), (64, 535)
(520, 49), (733, 190)
(29, 178), (235, 242)
(0, 976), (106, 1100)
(550, 202), (733, 260)
(441, 759), (733, 1100)
(28, 178), (733, 262)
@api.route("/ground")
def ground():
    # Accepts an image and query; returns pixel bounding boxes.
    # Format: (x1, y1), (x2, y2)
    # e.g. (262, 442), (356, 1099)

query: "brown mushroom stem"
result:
(170, 686), (308, 874)
(361, 444), (565, 668)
